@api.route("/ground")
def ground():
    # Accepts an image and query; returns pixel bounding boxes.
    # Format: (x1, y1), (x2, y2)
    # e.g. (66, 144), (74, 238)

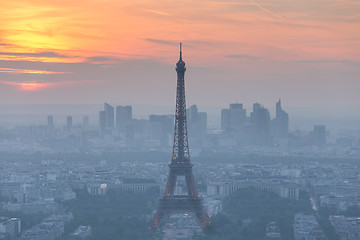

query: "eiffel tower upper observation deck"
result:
(149, 43), (211, 230)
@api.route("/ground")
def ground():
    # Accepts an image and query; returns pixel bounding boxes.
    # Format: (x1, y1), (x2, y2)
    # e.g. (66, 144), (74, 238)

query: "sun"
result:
(0, 81), (53, 91)
(20, 82), (49, 91)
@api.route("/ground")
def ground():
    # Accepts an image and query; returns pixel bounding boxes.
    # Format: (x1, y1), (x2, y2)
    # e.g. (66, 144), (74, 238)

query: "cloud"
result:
(141, 9), (171, 16)
(0, 67), (69, 74)
(85, 56), (123, 64)
(225, 54), (258, 59)
(0, 80), (70, 91)
(145, 38), (178, 46)
(249, 0), (285, 20)
(0, 79), (100, 91)
(291, 59), (360, 66)
(0, 51), (69, 58)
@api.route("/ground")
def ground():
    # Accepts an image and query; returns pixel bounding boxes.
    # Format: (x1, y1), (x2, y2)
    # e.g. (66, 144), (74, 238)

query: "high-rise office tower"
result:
(252, 103), (261, 114)
(104, 103), (114, 128)
(251, 103), (271, 144)
(229, 103), (246, 132)
(273, 99), (289, 138)
(221, 103), (246, 136)
(187, 105), (207, 144)
(149, 114), (174, 147)
(188, 105), (199, 124)
(116, 105), (132, 129)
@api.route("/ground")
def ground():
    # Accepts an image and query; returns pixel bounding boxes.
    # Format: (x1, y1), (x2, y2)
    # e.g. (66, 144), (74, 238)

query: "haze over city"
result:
(0, 1), (359, 240)
(0, 0), (359, 111)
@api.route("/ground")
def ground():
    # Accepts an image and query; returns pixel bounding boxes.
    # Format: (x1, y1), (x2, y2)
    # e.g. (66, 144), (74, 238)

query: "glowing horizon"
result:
(1, 0), (359, 64)
(0, 0), (359, 109)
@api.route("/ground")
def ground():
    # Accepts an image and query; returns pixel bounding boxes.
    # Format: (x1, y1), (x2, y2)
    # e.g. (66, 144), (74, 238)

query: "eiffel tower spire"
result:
(179, 42), (182, 60)
(150, 44), (210, 230)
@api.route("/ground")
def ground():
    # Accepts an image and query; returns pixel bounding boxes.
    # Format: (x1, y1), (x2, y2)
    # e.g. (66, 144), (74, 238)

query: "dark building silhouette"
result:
(187, 105), (207, 146)
(99, 103), (114, 136)
(221, 103), (246, 138)
(104, 103), (114, 128)
(250, 103), (271, 145)
(188, 105), (199, 124)
(116, 105), (132, 129)
(149, 114), (174, 147)
(273, 99), (289, 138)
(150, 44), (210, 230)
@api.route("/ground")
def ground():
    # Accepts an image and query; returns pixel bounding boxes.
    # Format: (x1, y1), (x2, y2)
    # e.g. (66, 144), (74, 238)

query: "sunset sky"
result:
(0, 0), (359, 112)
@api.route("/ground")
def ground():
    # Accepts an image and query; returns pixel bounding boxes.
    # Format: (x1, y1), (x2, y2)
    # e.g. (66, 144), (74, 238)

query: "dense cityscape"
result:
(0, 99), (359, 239)
(0, 0), (359, 239)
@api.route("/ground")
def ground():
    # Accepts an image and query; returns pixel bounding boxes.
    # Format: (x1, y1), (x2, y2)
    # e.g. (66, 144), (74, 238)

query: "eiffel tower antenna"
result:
(180, 42), (182, 60)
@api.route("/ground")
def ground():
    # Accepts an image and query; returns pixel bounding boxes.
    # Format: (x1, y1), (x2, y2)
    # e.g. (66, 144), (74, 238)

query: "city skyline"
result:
(0, 3), (359, 237)
(0, 101), (359, 131)
(0, 0), (359, 110)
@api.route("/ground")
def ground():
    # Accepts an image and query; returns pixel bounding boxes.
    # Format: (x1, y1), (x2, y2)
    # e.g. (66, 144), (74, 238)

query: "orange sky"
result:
(0, 0), (359, 109)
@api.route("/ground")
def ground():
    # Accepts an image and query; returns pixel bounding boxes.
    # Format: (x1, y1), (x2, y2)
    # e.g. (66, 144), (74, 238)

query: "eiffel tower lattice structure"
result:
(149, 44), (211, 230)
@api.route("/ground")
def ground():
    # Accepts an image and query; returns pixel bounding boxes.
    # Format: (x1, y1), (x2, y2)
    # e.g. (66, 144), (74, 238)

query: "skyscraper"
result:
(221, 103), (246, 137)
(116, 105), (132, 129)
(273, 99), (289, 138)
(187, 105), (207, 145)
(229, 103), (246, 132)
(188, 105), (199, 124)
(250, 103), (271, 145)
(104, 103), (114, 128)
(149, 114), (174, 147)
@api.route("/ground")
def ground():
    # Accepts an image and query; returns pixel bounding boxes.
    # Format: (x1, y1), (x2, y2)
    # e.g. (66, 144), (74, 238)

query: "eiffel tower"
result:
(150, 43), (211, 230)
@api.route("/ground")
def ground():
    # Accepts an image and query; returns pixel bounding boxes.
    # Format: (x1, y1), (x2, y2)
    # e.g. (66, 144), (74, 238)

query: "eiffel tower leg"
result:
(149, 210), (164, 230)
(196, 209), (211, 227)
(165, 169), (177, 196)
(185, 171), (196, 197)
